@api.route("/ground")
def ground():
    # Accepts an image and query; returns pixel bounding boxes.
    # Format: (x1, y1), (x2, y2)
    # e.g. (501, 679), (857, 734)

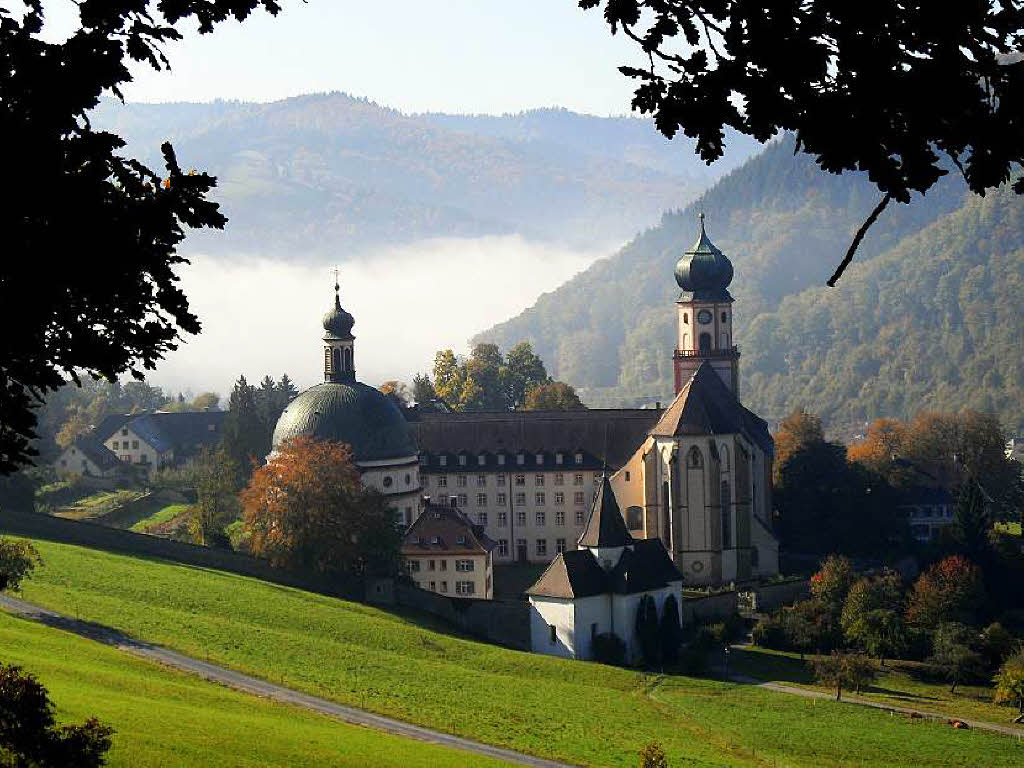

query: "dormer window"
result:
(419, 454), (428, 466)
(517, 454), (525, 465)
(478, 455), (485, 466)
(431, 536), (440, 544)
(458, 455), (467, 466)
(536, 454), (543, 465)
(456, 536), (466, 545)
(439, 456), (447, 467)
(555, 453), (563, 465)
(497, 454), (506, 466)
(575, 453), (583, 465)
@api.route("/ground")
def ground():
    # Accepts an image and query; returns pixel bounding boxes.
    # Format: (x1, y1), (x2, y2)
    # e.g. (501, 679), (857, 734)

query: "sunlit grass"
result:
(0, 612), (503, 768)
(12, 538), (1024, 767)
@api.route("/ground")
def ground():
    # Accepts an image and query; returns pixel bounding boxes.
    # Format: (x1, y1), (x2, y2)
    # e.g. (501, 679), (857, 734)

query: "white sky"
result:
(37, 0), (645, 115)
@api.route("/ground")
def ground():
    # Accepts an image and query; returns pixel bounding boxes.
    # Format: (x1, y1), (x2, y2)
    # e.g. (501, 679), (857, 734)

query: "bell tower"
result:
(673, 214), (739, 395)
(323, 271), (356, 383)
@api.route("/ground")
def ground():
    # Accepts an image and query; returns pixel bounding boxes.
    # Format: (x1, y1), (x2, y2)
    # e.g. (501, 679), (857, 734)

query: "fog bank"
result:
(147, 235), (602, 398)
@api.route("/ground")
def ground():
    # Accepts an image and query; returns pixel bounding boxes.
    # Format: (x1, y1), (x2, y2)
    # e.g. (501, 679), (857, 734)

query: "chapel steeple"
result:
(323, 271), (356, 383)
(672, 214), (740, 395)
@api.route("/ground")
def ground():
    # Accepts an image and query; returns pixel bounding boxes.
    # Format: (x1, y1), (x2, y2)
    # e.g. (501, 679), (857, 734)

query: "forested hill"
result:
(473, 137), (1024, 433)
(92, 94), (757, 258)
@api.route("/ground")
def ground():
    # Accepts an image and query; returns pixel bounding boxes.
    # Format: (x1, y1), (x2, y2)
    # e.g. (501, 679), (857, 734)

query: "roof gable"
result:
(401, 503), (494, 555)
(526, 549), (609, 599)
(577, 475), (633, 548)
(651, 363), (772, 453)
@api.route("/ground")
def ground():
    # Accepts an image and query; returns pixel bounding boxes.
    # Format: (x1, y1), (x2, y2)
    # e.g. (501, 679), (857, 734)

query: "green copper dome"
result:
(323, 287), (355, 341)
(271, 382), (416, 461)
(674, 213), (734, 301)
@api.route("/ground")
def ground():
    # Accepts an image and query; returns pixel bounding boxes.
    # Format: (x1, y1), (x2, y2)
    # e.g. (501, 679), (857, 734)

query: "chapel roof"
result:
(577, 474), (633, 548)
(526, 538), (683, 599)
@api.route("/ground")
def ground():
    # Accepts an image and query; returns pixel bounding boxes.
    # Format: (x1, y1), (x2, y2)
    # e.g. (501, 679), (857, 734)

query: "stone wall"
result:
(750, 579), (809, 613)
(0, 508), (358, 599)
(679, 590), (738, 623)
(392, 582), (531, 651)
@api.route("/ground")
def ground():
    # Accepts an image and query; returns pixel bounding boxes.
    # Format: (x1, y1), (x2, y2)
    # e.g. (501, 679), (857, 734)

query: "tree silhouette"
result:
(583, 1), (1024, 281)
(0, 1), (280, 473)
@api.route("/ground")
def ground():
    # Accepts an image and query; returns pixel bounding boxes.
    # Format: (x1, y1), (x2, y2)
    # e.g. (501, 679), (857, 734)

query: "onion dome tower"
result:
(270, 275), (422, 526)
(323, 273), (356, 383)
(672, 214), (740, 395)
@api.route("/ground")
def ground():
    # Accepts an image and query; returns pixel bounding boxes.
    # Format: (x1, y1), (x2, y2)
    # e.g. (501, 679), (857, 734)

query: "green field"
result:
(0, 611), (502, 767)
(51, 490), (146, 521)
(129, 503), (191, 534)
(729, 645), (1020, 727)
(12, 538), (1024, 767)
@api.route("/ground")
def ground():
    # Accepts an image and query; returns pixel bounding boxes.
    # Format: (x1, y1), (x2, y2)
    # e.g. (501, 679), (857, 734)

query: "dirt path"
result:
(719, 644), (1024, 739)
(0, 594), (574, 768)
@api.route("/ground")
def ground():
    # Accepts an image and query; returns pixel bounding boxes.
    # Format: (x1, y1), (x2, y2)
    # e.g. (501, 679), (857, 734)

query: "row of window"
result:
(434, 473), (595, 488)
(495, 538), (568, 557)
(414, 580), (476, 595)
(111, 440), (140, 450)
(431, 452), (587, 468)
(437, 491), (592, 508)
(407, 558), (475, 573)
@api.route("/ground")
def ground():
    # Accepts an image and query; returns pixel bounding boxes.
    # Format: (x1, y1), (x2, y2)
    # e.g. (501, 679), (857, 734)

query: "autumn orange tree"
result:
(240, 436), (401, 577)
(906, 555), (986, 630)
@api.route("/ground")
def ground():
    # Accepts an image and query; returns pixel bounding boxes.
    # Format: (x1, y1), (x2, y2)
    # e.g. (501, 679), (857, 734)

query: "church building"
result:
(526, 474), (683, 661)
(271, 278), (423, 522)
(610, 215), (778, 584)
(413, 215), (778, 585)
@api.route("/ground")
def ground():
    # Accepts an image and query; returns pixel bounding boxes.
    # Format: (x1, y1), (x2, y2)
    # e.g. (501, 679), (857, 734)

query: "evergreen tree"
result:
(659, 594), (682, 665)
(951, 477), (993, 565)
(223, 376), (268, 478)
(636, 595), (661, 668)
(277, 374), (298, 405)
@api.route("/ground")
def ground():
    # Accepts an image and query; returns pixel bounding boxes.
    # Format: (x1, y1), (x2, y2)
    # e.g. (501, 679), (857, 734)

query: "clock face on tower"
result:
(697, 309), (713, 325)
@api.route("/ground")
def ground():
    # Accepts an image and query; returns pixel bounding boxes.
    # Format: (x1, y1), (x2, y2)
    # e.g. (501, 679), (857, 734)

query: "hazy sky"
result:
(40, 0), (644, 115)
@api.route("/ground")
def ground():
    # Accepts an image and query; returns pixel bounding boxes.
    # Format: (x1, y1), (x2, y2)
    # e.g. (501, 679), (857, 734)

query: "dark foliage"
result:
(591, 632), (626, 666)
(659, 593), (682, 665)
(0, 538), (41, 593)
(636, 594), (661, 667)
(0, 0), (280, 473)
(583, 0), (1024, 281)
(0, 663), (113, 767)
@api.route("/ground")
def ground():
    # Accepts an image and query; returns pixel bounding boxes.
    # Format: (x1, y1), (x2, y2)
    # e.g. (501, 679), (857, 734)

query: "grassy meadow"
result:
(129, 503), (191, 534)
(0, 611), (503, 768)
(728, 645), (1021, 727)
(10, 538), (1024, 768)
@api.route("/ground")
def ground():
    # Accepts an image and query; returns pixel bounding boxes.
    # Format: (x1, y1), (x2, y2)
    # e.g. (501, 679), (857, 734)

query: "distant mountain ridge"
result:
(92, 94), (759, 258)
(474, 136), (1024, 433)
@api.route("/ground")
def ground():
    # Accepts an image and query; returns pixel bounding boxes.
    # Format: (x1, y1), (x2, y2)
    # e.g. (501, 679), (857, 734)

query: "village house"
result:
(401, 498), (495, 599)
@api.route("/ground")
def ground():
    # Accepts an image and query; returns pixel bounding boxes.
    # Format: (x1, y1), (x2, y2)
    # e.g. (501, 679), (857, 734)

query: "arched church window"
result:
(699, 332), (712, 352)
(721, 481), (732, 548)
(688, 446), (703, 469)
(683, 312), (689, 325)
(332, 348), (341, 373)
(626, 505), (643, 530)
(345, 348), (353, 370)
(720, 444), (729, 470)
(661, 481), (670, 543)
(721, 311), (727, 323)
(325, 348), (332, 372)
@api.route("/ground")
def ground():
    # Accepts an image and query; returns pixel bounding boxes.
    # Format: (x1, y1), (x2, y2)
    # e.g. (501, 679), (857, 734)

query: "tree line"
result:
(409, 341), (584, 412)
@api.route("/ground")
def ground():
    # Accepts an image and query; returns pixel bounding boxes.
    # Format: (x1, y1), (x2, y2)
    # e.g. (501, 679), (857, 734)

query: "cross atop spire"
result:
(333, 267), (340, 296)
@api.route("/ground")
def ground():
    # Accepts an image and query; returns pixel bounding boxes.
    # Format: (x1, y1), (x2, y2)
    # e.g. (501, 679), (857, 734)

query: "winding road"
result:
(0, 594), (574, 768)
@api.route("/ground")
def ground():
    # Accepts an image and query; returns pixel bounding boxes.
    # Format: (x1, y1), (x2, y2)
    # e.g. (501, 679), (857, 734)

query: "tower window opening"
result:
(721, 311), (727, 323)
(683, 312), (689, 325)
(344, 347), (353, 371)
(699, 333), (712, 352)
(332, 348), (341, 373)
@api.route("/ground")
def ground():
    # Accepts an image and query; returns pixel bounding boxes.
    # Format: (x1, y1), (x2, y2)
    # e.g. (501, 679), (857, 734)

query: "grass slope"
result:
(129, 503), (190, 534)
(14, 539), (1024, 767)
(0, 612), (502, 767)
(729, 646), (1020, 727)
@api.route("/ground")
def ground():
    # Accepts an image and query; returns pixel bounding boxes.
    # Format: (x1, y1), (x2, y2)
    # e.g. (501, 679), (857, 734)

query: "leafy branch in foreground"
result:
(582, 0), (1024, 282)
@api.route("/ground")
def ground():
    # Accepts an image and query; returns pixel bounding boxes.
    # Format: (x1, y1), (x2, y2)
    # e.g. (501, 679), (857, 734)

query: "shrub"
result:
(929, 622), (987, 693)
(993, 645), (1024, 721)
(638, 741), (668, 768)
(810, 555), (854, 609)
(591, 633), (626, 666)
(752, 613), (787, 649)
(981, 622), (1016, 669)
(811, 651), (877, 700)
(0, 538), (41, 593)
(678, 626), (716, 674)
